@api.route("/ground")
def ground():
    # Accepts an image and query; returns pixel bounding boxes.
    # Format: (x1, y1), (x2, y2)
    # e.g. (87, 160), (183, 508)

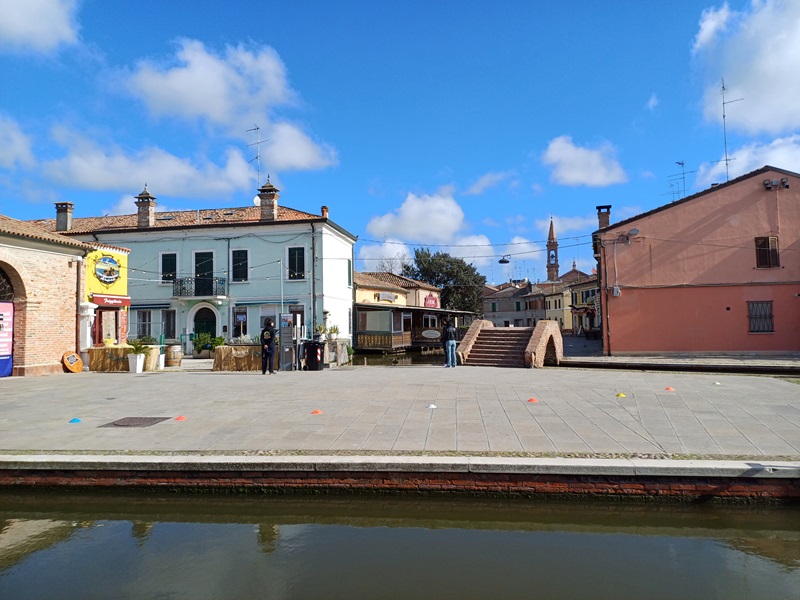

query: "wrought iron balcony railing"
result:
(172, 277), (226, 298)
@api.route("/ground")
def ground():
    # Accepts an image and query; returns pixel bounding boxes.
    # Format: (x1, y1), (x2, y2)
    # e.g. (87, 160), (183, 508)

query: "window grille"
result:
(747, 301), (774, 333)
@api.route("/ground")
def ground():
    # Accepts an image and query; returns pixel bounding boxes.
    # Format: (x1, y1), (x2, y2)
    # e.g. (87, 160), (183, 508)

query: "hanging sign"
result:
(94, 255), (121, 285)
(0, 302), (13, 377)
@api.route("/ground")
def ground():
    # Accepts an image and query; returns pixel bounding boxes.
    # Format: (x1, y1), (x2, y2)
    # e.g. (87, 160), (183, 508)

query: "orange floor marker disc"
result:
(175, 415), (187, 421)
(311, 409), (322, 415)
(665, 386), (675, 391)
(528, 398), (538, 403)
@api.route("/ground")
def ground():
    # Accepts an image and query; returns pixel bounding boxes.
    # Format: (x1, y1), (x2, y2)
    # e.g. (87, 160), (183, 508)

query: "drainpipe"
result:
(311, 223), (317, 330)
(601, 240), (611, 356)
(74, 255), (84, 352)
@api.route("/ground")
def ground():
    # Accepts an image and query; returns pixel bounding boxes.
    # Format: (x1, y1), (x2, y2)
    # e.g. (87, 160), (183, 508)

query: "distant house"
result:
(353, 271), (477, 352)
(483, 280), (544, 327)
(31, 181), (356, 356)
(592, 165), (800, 355)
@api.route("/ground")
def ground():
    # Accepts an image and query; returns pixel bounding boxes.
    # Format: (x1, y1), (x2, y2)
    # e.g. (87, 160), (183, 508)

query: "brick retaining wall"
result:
(1, 469), (797, 501)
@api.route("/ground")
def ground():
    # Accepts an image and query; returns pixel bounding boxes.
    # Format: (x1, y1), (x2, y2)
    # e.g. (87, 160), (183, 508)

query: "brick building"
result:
(0, 214), (91, 376)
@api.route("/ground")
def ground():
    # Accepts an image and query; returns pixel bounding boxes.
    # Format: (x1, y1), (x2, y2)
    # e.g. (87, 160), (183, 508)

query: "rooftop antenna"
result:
(247, 125), (267, 187)
(667, 161), (697, 199)
(721, 79), (743, 181)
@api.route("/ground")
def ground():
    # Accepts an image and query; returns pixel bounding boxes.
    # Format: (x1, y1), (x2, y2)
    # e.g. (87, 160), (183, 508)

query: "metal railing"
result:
(172, 277), (226, 297)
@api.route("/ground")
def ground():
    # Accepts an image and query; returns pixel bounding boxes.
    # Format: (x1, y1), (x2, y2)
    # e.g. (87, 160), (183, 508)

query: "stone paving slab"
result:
(0, 364), (798, 462)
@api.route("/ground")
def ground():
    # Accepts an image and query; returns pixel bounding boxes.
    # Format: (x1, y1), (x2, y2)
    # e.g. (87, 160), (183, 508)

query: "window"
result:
(288, 247), (305, 280)
(490, 302), (496, 312)
(162, 309), (176, 339)
(755, 237), (780, 268)
(161, 253), (176, 283)
(515, 302), (521, 311)
(231, 249), (248, 282)
(747, 301), (774, 333)
(423, 314), (438, 328)
(347, 259), (353, 287)
(136, 310), (151, 337)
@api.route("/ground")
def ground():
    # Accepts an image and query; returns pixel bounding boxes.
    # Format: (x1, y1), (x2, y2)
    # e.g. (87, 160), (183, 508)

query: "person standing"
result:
(443, 319), (458, 368)
(261, 318), (277, 374)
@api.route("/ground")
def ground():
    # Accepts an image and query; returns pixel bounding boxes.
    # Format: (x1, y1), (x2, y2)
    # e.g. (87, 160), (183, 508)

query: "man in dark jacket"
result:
(261, 318), (277, 374)
(443, 319), (458, 368)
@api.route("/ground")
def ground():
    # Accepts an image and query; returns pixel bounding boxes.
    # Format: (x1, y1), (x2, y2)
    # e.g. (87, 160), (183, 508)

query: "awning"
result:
(92, 294), (131, 307)
(235, 299), (299, 306)
(130, 303), (171, 310)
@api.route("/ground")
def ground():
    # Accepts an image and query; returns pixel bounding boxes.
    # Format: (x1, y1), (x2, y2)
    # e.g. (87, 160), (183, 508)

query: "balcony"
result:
(173, 277), (226, 298)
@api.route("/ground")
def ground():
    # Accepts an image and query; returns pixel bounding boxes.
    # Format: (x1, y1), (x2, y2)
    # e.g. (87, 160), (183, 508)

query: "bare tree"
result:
(374, 252), (410, 274)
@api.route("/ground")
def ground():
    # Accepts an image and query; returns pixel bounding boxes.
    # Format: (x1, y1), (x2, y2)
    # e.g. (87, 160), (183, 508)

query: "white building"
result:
(32, 180), (356, 352)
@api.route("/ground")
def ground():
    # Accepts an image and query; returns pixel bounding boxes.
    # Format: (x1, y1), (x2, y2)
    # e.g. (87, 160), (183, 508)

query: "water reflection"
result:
(1, 493), (798, 600)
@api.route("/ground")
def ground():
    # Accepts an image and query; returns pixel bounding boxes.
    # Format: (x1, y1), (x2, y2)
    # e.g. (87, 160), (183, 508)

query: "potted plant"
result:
(315, 324), (327, 341)
(327, 325), (339, 341)
(192, 332), (213, 358)
(126, 337), (147, 373)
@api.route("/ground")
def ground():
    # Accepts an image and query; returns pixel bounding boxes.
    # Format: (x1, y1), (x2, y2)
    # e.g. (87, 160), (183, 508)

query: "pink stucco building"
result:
(593, 166), (799, 355)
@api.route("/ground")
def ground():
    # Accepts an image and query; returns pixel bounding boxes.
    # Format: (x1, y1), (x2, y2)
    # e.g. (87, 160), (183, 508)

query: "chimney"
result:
(596, 205), (611, 229)
(258, 177), (280, 221)
(55, 202), (74, 232)
(321, 205), (329, 219)
(135, 185), (157, 229)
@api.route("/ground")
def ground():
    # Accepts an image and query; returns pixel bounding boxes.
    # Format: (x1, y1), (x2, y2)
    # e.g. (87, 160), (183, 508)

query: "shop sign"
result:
(94, 255), (121, 284)
(92, 294), (131, 307)
(424, 293), (439, 308)
(377, 292), (395, 302)
(421, 329), (441, 339)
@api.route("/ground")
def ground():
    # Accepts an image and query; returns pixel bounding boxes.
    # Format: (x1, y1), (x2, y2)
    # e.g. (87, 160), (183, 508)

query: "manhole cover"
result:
(99, 417), (171, 428)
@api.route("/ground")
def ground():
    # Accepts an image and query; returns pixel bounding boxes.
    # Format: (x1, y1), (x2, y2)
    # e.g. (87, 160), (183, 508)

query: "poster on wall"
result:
(0, 302), (13, 378)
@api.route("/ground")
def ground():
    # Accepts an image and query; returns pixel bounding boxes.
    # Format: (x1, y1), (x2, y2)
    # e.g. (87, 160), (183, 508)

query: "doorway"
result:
(194, 307), (216, 336)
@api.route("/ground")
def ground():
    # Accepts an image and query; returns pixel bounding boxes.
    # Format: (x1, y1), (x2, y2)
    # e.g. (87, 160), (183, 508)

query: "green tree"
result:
(402, 248), (485, 313)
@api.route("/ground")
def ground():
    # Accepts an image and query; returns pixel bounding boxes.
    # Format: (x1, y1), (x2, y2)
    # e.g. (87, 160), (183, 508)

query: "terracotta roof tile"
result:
(0, 214), (92, 250)
(362, 271), (440, 291)
(29, 204), (323, 235)
(354, 272), (407, 293)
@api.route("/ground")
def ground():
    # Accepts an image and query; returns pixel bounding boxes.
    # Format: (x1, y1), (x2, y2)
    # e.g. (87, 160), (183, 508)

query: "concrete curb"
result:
(1, 455), (798, 479)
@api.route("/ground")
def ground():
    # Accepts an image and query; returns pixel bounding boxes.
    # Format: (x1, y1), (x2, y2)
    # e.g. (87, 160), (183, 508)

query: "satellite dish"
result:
(253, 196), (261, 206)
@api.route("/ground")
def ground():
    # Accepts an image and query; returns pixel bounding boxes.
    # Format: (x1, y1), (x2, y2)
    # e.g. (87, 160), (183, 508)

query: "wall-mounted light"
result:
(763, 179), (773, 190)
(780, 177), (790, 189)
(498, 255), (510, 264)
(616, 228), (640, 245)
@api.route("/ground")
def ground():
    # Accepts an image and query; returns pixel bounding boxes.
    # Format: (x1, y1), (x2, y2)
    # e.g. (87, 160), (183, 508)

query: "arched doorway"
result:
(0, 267), (13, 301)
(193, 307), (216, 336)
(0, 267), (16, 377)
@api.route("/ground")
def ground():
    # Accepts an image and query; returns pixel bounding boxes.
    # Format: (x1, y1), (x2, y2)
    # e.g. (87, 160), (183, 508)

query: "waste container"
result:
(304, 340), (325, 371)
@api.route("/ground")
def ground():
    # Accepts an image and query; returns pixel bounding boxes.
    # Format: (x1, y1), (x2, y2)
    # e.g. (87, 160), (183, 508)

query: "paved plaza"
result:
(1, 363), (798, 459)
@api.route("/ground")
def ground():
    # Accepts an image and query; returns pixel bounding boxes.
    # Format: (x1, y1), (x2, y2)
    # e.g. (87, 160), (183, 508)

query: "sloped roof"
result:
(354, 272), (407, 293)
(362, 271), (440, 292)
(29, 204), (327, 235)
(595, 165), (800, 234)
(0, 213), (92, 250)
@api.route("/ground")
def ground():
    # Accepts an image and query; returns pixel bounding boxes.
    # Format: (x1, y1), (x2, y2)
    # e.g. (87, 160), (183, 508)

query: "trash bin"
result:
(304, 340), (325, 371)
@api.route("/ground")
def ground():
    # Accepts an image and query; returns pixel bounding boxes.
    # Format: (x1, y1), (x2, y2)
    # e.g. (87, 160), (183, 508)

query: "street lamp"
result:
(498, 255), (510, 264)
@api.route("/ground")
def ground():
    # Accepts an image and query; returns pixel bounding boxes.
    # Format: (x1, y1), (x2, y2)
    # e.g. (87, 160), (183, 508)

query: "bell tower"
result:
(546, 218), (559, 281)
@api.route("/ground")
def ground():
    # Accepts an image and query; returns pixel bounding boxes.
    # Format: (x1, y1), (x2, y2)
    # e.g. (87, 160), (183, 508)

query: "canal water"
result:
(1, 492), (798, 599)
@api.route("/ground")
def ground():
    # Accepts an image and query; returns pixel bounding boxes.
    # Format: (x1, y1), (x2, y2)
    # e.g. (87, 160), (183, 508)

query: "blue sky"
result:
(1, 1), (799, 284)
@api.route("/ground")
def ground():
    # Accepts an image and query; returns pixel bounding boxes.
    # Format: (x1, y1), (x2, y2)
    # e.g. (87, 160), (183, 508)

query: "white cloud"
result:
(366, 187), (464, 243)
(0, 114), (35, 168)
(646, 92), (659, 111)
(542, 135), (627, 187)
(0, 0), (79, 53)
(696, 1), (800, 134)
(534, 214), (601, 237)
(464, 170), (515, 195)
(43, 126), (253, 198)
(261, 122), (337, 171)
(124, 38), (336, 171)
(692, 3), (732, 53)
(696, 134), (800, 186)
(356, 239), (412, 272)
(449, 234), (495, 269)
